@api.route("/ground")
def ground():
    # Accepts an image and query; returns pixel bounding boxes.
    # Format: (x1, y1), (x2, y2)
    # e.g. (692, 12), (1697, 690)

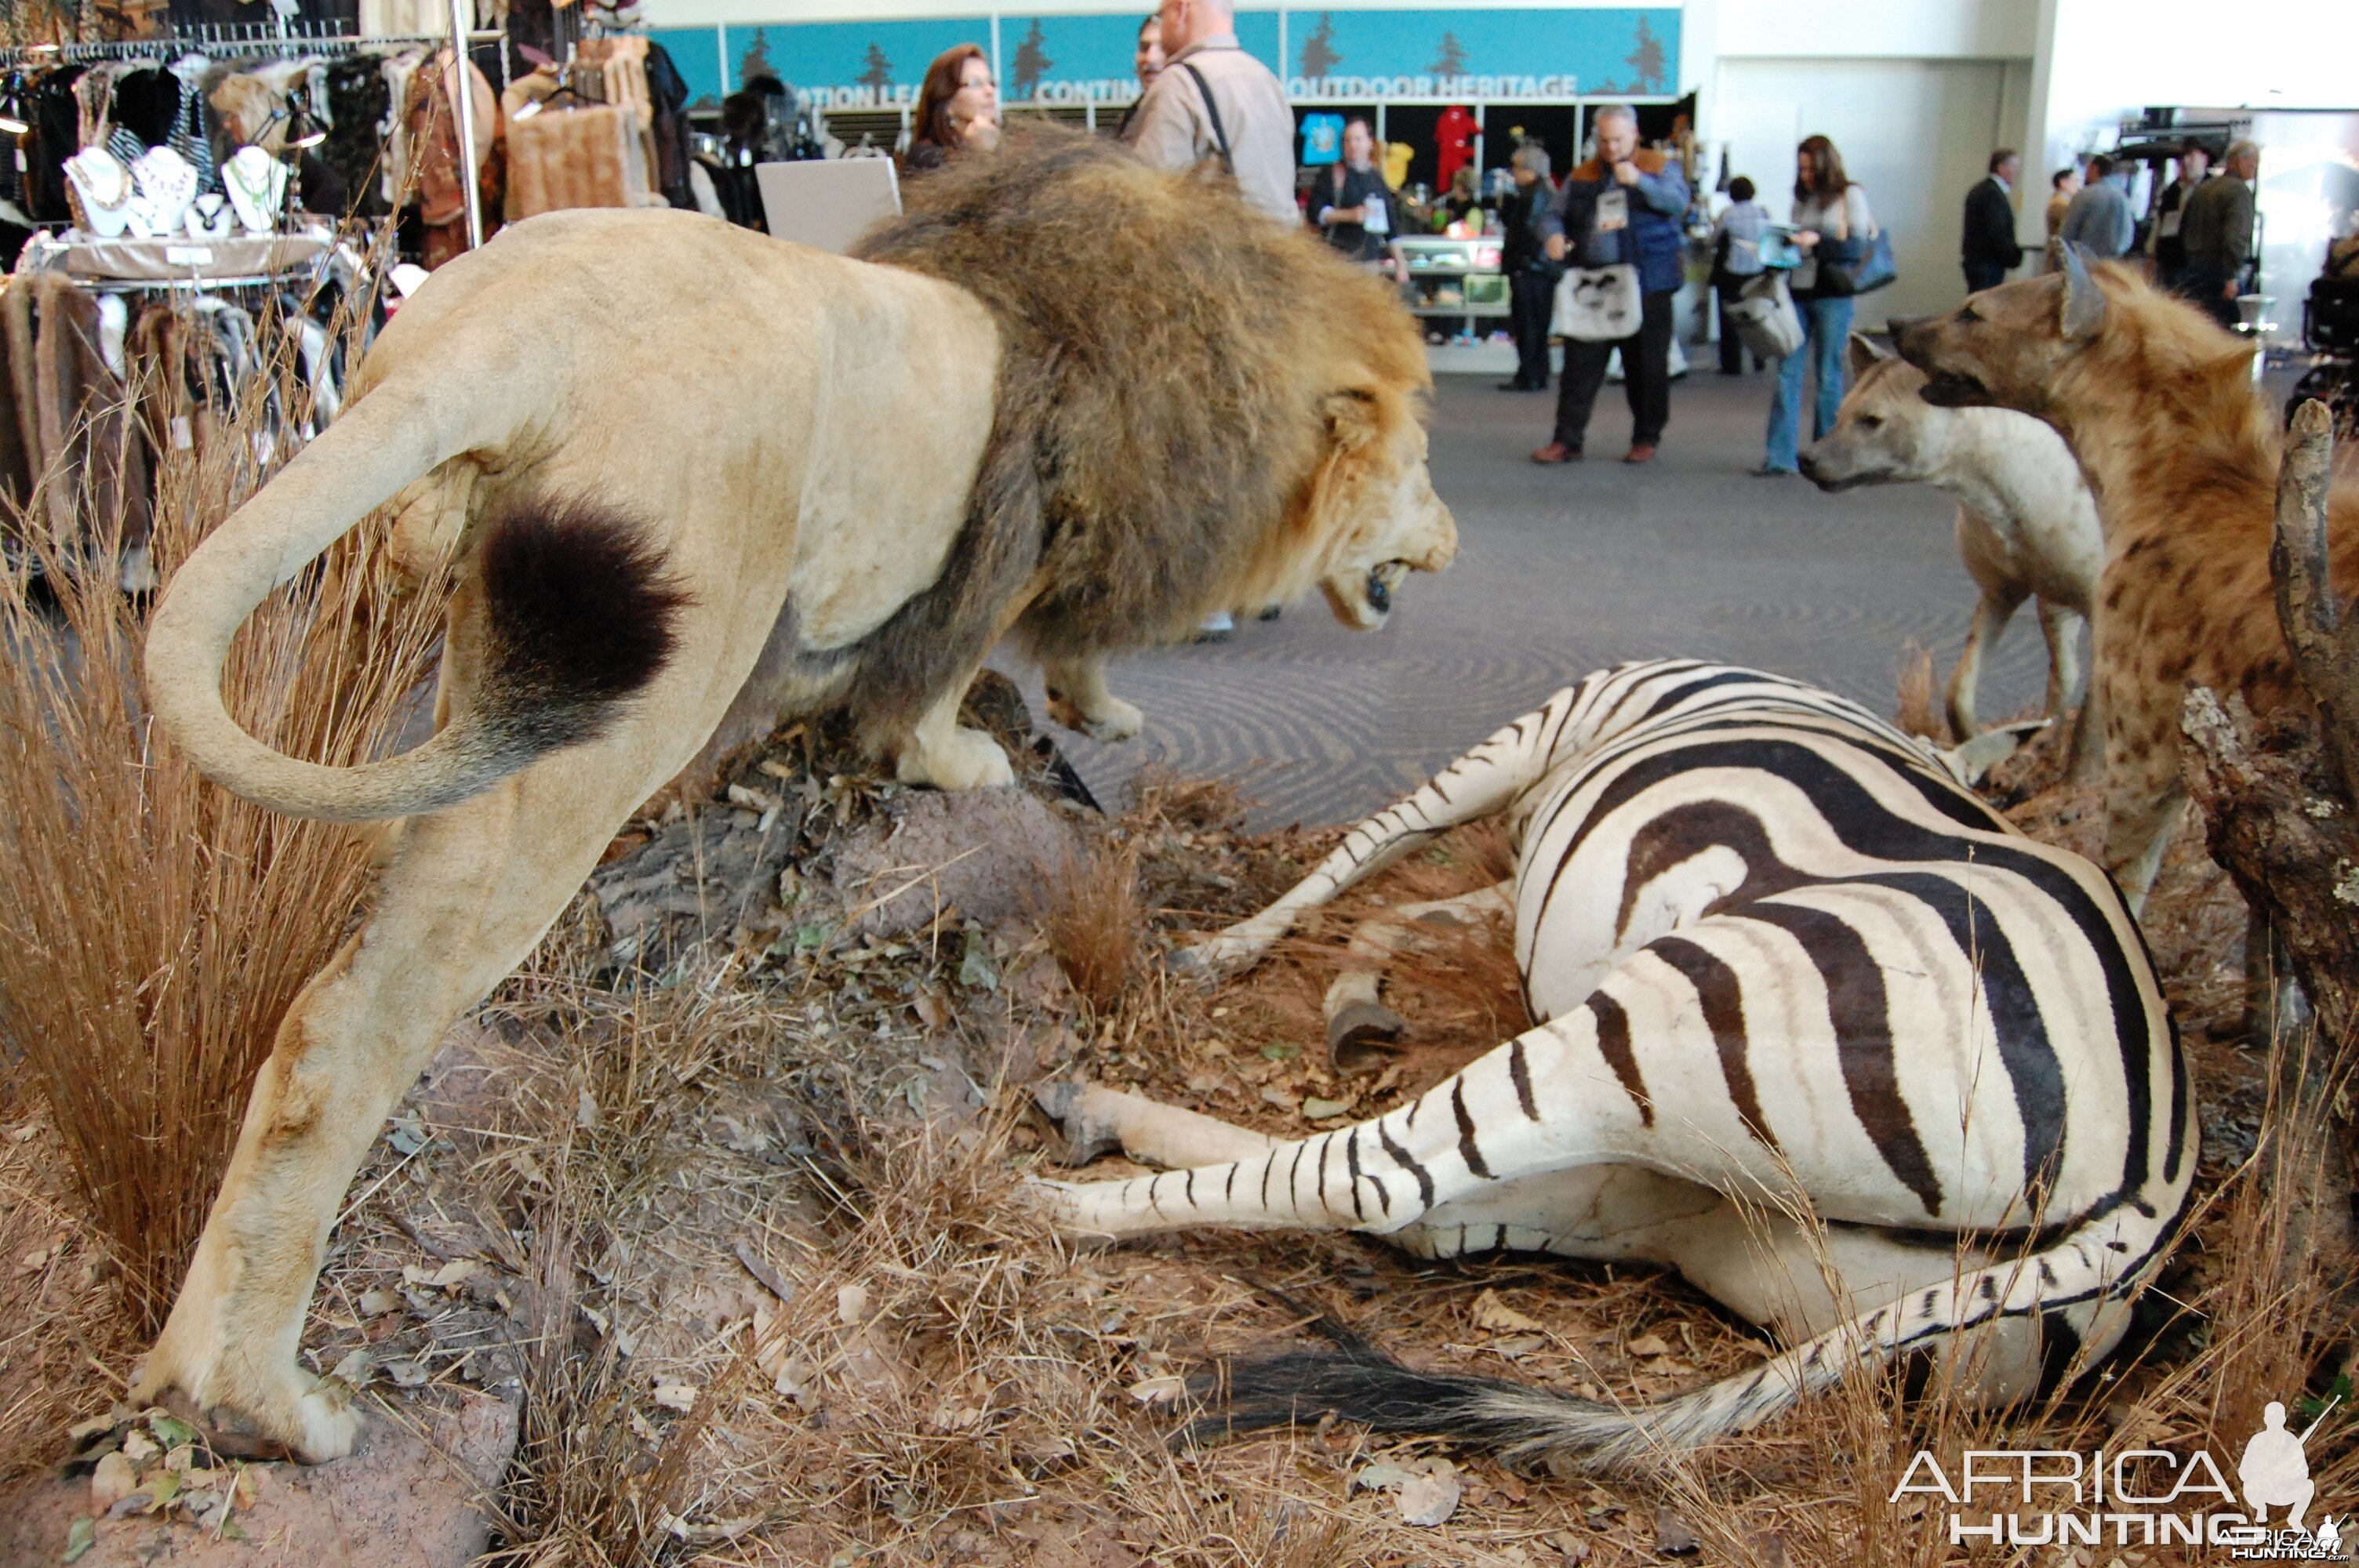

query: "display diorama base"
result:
(0, 681), (2294, 1566)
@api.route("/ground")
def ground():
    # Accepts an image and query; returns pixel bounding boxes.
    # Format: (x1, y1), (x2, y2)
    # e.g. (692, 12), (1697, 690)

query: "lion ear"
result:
(1321, 388), (1381, 449)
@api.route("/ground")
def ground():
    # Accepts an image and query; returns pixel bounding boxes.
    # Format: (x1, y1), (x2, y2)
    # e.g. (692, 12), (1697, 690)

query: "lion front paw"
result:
(1047, 689), (1144, 744)
(134, 1361), (359, 1464)
(898, 724), (1015, 791)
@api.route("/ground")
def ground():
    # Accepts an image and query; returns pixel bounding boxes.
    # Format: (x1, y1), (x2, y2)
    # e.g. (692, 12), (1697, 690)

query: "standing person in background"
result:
(1115, 15), (1164, 136)
(1529, 103), (1690, 466)
(1315, 117), (1394, 262)
(2180, 140), (2260, 330)
(1710, 174), (1768, 375)
(904, 45), (998, 174)
(1961, 148), (2024, 293)
(1757, 133), (1874, 477)
(1437, 164), (1481, 230)
(1123, 0), (1296, 227)
(2150, 140), (2210, 293)
(2045, 165), (2081, 243)
(2059, 152), (2134, 259)
(1126, 0), (1297, 639)
(1498, 143), (1557, 392)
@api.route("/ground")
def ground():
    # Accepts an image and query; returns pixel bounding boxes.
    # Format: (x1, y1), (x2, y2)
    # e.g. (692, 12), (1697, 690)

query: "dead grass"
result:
(1038, 838), (1145, 1015)
(1892, 638), (1945, 743)
(0, 270), (443, 1334)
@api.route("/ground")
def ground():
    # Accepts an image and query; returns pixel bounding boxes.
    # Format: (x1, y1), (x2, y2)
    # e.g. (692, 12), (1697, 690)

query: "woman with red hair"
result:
(907, 45), (999, 173)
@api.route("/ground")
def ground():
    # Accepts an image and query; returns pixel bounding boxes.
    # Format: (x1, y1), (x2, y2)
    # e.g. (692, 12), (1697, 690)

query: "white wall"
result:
(2027, 0), (2359, 184)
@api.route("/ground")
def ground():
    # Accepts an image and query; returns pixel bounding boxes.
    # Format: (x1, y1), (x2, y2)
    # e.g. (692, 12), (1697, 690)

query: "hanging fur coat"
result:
(405, 49), (501, 268)
(0, 274), (151, 565)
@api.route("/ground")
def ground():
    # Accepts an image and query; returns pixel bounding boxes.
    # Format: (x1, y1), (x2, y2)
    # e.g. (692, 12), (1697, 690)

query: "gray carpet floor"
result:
(1000, 368), (2055, 829)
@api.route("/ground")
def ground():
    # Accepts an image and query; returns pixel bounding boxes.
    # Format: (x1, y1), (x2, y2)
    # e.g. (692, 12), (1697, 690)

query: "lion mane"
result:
(838, 129), (1428, 750)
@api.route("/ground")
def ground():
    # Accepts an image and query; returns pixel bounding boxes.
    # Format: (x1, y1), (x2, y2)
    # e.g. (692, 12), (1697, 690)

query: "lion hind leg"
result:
(896, 668), (1015, 790)
(136, 597), (765, 1460)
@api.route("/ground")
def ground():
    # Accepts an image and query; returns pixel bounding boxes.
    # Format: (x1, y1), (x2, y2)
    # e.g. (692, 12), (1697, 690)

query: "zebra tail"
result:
(1185, 1205), (2177, 1472)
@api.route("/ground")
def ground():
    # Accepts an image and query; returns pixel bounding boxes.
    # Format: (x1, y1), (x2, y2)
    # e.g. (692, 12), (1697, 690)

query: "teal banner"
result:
(660, 7), (1673, 109)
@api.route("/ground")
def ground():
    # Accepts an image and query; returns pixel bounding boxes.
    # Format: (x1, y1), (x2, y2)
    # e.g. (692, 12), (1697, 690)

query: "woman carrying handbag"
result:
(1758, 134), (1887, 476)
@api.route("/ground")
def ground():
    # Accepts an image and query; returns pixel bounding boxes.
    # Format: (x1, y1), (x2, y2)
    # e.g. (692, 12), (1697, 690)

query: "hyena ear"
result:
(1321, 387), (1380, 450)
(1847, 331), (1892, 381)
(2059, 243), (2109, 343)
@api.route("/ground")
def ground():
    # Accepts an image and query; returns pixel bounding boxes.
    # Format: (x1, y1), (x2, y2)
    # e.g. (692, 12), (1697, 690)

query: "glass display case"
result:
(1395, 235), (1510, 321)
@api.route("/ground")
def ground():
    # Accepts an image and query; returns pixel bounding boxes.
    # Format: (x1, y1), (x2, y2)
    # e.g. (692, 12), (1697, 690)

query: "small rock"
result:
(836, 1283), (871, 1326)
(381, 1359), (431, 1388)
(89, 1451), (136, 1512)
(118, 1430), (157, 1466)
(1396, 1470), (1463, 1527)
(1300, 1096), (1353, 1120)
(1654, 1507), (1699, 1556)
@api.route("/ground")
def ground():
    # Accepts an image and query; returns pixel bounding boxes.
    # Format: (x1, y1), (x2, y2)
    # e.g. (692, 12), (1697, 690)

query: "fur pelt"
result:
(504, 102), (640, 220)
(845, 128), (1427, 747)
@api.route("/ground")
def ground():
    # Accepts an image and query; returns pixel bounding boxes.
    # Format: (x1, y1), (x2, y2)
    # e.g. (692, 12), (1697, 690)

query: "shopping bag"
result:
(1550, 263), (1641, 342)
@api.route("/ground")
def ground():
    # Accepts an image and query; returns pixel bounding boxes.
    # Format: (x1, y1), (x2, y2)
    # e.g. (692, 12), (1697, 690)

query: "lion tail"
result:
(143, 380), (688, 824)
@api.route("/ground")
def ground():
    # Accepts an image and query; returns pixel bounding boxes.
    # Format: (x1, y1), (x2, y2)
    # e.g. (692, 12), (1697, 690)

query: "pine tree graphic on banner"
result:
(737, 30), (776, 86)
(1298, 14), (1341, 81)
(1429, 31), (1467, 78)
(1011, 19), (1052, 100)
(1623, 16), (1665, 93)
(859, 42), (895, 90)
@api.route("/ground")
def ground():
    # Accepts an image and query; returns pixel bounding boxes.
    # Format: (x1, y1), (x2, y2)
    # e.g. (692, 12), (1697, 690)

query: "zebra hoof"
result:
(1030, 1079), (1125, 1166)
(1327, 1001), (1408, 1072)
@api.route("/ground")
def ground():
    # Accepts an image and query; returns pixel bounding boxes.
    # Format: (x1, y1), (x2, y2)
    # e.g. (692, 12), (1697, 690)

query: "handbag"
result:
(1550, 263), (1641, 342)
(1819, 226), (1898, 296)
(1725, 270), (1805, 358)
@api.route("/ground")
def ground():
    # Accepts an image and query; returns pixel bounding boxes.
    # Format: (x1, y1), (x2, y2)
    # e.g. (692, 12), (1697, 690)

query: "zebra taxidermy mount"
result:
(1031, 660), (2194, 1468)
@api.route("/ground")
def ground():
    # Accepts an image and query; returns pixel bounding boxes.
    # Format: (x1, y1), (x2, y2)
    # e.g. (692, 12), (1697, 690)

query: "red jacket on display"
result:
(1435, 105), (1475, 189)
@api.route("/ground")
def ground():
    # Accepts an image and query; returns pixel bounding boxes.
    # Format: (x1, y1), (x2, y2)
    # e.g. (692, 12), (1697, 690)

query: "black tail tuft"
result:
(475, 496), (691, 757)
(1180, 1338), (1598, 1451)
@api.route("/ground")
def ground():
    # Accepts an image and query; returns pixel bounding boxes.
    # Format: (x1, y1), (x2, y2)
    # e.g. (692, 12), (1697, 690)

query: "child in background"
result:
(1710, 176), (1769, 375)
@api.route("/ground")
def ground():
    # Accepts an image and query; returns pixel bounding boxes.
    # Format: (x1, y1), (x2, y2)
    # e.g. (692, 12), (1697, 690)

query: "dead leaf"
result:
(1127, 1375), (1187, 1406)
(1625, 1332), (1674, 1359)
(1301, 1096), (1353, 1120)
(358, 1287), (402, 1317)
(651, 1381), (700, 1413)
(1397, 1470), (1462, 1526)
(1472, 1288), (1545, 1334)
(837, 1283), (871, 1325)
(89, 1451), (136, 1511)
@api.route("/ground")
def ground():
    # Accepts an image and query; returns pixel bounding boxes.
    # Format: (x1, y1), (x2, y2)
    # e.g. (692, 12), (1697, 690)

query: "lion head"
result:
(854, 132), (1455, 670)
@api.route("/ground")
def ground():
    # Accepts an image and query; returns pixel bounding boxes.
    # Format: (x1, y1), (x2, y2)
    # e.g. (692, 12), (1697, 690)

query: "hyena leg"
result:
(2034, 597), (2082, 734)
(1042, 654), (1143, 743)
(1323, 880), (1514, 1048)
(2099, 675), (2186, 913)
(1945, 585), (2023, 740)
(1183, 693), (1573, 976)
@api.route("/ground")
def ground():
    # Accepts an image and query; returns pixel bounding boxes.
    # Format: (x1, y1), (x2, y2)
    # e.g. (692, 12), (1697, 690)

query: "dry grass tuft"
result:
(0, 285), (444, 1328)
(1038, 838), (1145, 1014)
(1891, 638), (1945, 743)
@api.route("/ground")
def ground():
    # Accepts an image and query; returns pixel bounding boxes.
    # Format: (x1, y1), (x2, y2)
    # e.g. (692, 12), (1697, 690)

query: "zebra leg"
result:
(1179, 695), (1571, 978)
(1323, 879), (1514, 1054)
(1033, 1080), (1277, 1167)
(1040, 1005), (1634, 1242)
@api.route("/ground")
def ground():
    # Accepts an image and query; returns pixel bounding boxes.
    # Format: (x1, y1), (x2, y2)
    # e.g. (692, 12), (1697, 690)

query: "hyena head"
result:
(1895, 244), (2118, 421)
(1799, 338), (1954, 491)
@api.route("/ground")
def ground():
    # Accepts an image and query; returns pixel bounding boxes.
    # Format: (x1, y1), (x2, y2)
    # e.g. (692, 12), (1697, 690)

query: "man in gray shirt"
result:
(2058, 152), (2135, 260)
(1122, 0), (1297, 227)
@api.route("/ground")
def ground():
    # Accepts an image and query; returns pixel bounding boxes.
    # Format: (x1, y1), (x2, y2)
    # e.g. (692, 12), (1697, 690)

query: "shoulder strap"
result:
(1176, 60), (1233, 174)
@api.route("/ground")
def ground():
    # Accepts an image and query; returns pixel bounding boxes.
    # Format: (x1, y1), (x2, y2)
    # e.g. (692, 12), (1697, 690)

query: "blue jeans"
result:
(1765, 293), (1855, 471)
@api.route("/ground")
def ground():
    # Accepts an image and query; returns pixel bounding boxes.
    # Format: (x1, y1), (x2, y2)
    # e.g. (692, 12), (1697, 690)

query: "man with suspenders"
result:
(1122, 0), (1298, 228)
(1123, 0), (1301, 638)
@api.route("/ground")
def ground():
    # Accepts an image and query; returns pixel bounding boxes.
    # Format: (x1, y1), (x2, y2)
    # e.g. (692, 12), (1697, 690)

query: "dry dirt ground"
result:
(3, 677), (2352, 1567)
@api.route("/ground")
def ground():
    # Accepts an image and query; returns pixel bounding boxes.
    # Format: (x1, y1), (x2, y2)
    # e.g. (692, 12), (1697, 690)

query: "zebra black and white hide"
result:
(1033, 659), (2194, 1468)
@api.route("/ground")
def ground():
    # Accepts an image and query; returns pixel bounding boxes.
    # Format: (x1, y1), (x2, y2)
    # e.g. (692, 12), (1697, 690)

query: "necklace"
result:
(187, 192), (236, 241)
(127, 146), (198, 240)
(65, 147), (133, 238)
(222, 146), (286, 235)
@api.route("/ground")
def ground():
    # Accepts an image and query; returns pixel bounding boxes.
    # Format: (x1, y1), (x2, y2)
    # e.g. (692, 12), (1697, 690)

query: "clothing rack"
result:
(2, 17), (504, 249)
(0, 26), (506, 65)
